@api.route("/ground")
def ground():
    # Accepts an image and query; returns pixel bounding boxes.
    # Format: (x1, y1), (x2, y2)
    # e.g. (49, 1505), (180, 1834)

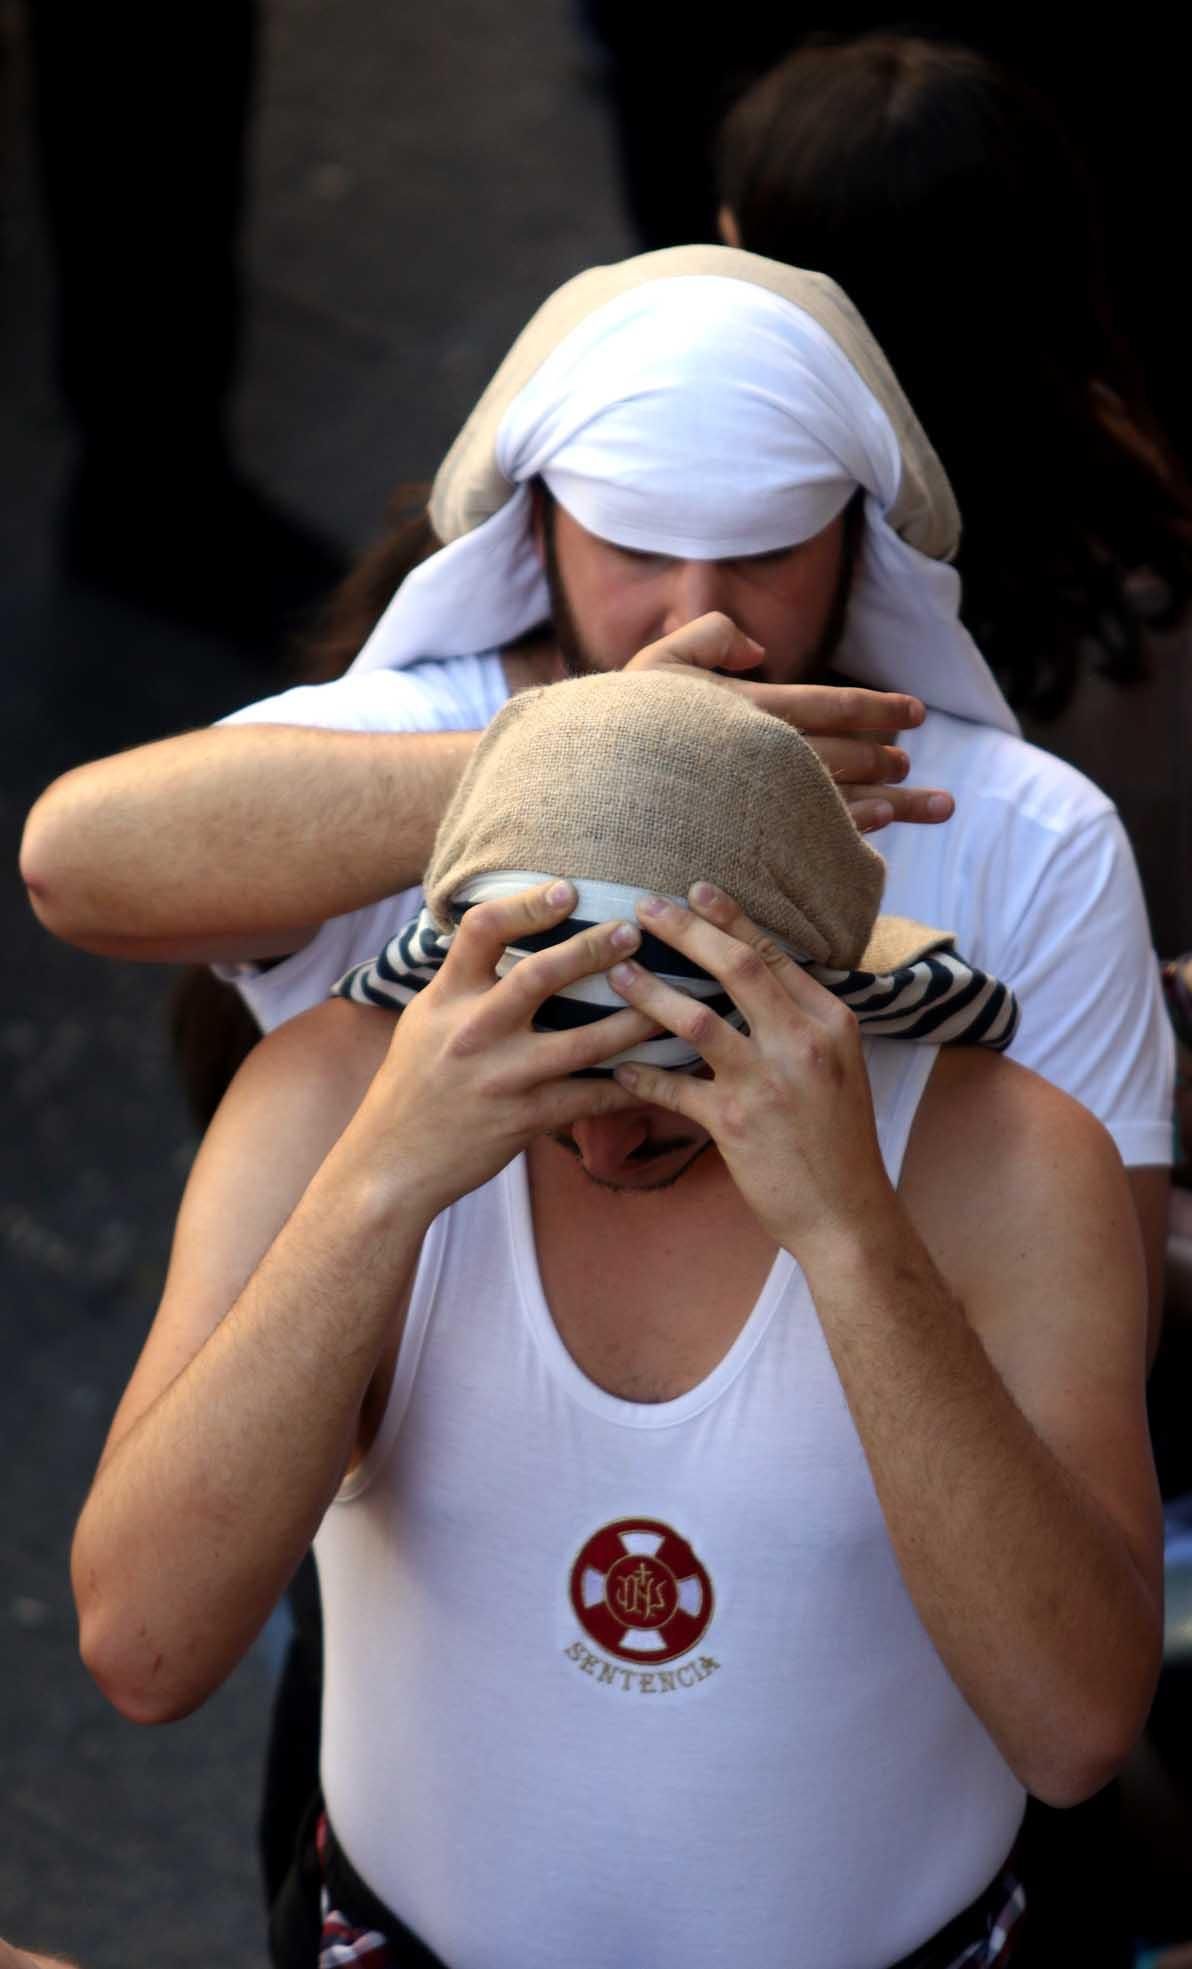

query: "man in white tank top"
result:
(71, 675), (1160, 1968)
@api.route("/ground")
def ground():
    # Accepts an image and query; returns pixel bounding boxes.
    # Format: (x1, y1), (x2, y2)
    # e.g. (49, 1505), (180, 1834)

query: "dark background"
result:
(1, 5), (1188, 1965)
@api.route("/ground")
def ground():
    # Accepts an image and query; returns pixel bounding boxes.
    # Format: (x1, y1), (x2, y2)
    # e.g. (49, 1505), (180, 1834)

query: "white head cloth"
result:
(350, 246), (1016, 734)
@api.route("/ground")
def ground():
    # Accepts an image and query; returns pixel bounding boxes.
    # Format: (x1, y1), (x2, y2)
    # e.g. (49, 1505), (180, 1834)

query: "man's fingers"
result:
(619, 896), (795, 1030)
(627, 611), (764, 675)
(490, 919), (644, 1028)
(535, 1074), (652, 1133)
(611, 1059), (712, 1126)
(531, 1006), (662, 1079)
(806, 735), (910, 786)
(841, 784), (955, 833)
(684, 883), (844, 1022)
(447, 880), (576, 989)
(607, 960), (746, 1070)
(453, 916), (648, 1052)
(741, 681), (926, 733)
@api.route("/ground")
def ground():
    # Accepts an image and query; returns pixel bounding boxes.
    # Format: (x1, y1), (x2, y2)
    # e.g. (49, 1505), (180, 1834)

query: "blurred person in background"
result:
(583, 9), (1192, 465)
(24, 2), (345, 650)
(715, 31), (1192, 725)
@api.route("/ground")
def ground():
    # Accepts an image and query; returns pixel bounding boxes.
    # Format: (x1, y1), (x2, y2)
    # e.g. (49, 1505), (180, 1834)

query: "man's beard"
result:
(539, 488), (862, 683)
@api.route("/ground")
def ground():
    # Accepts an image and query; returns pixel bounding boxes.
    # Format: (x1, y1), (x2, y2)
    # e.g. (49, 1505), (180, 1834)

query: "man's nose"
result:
(569, 1111), (651, 1181)
(660, 560), (732, 634)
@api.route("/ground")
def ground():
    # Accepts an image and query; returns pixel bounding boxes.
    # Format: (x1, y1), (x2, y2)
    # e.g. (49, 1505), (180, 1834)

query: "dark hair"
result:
(718, 32), (1192, 716)
(170, 485), (443, 1130)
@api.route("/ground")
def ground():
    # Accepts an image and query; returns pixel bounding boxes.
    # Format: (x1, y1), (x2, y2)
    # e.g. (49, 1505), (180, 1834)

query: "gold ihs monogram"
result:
(613, 1561), (669, 1621)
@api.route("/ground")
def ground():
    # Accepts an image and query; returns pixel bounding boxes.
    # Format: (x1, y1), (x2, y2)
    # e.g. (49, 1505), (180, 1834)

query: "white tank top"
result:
(314, 1040), (1025, 1968)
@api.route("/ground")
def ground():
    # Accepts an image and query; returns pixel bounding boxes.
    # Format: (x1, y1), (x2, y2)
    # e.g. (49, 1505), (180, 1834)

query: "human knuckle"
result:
(442, 1020), (484, 1063)
(721, 1093), (751, 1136)
(684, 1003), (717, 1047)
(461, 902), (501, 945)
(725, 944), (766, 990)
(509, 953), (550, 1003)
(827, 1000), (858, 1039)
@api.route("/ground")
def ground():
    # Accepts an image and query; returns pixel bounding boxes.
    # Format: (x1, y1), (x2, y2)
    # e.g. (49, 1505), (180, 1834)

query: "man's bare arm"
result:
(71, 998), (417, 1720)
(72, 885), (652, 1723)
(608, 888), (1163, 1806)
(21, 725), (478, 962)
(830, 1050), (1163, 1805)
(22, 618), (950, 967)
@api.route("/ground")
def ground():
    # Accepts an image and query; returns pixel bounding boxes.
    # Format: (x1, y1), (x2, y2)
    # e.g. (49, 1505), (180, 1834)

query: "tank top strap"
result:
(864, 1037), (939, 1189)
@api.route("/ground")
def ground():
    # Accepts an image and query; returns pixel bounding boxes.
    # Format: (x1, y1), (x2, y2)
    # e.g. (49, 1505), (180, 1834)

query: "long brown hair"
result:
(718, 32), (1192, 717)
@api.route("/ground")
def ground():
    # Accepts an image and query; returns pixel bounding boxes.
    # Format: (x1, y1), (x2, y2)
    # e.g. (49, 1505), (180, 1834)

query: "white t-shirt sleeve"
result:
(995, 809), (1173, 1167)
(213, 656), (509, 1032)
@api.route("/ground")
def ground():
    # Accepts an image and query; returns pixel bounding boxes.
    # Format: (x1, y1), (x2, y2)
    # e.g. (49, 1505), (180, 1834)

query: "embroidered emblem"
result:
(569, 1518), (714, 1663)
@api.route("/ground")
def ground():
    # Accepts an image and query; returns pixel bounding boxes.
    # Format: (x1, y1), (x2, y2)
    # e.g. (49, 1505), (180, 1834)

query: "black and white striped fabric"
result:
(333, 874), (1019, 1072)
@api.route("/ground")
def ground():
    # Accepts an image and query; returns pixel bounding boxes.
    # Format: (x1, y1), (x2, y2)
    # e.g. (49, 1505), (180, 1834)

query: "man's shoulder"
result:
(230, 998), (395, 1135)
(902, 1048), (1125, 1278)
(916, 1044), (1105, 1141)
(907, 712), (1116, 839)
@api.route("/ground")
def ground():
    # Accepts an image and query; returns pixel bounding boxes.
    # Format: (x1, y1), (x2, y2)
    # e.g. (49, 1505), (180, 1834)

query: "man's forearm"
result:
(72, 1142), (435, 1722)
(21, 724), (477, 961)
(799, 1211), (1160, 1806)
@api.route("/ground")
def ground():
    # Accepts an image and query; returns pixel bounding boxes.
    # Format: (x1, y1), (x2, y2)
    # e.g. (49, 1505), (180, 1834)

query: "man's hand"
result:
(351, 880), (654, 1216)
(626, 612), (954, 832)
(605, 881), (896, 1252)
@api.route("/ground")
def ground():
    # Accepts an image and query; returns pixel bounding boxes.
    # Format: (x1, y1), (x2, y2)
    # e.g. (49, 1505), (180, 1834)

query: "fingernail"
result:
(926, 794), (953, 818)
(609, 961), (639, 989)
(638, 894), (670, 918)
(546, 880), (573, 906)
(610, 922), (640, 951)
(690, 880), (719, 907)
(614, 1064), (640, 1088)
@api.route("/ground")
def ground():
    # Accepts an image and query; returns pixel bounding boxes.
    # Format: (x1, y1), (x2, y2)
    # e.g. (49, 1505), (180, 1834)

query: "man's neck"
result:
(526, 1135), (779, 1404)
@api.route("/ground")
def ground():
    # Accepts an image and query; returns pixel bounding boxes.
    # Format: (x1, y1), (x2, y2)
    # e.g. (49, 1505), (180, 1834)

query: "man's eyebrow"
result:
(731, 542), (802, 565)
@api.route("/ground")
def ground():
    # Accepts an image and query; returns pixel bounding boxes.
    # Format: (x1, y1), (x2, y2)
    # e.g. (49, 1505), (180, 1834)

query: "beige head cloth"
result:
(348, 245), (1015, 733)
(424, 671), (950, 975)
(430, 245), (956, 559)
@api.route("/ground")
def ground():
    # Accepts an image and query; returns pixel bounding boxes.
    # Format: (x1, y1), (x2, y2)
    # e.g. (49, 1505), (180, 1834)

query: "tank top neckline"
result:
(503, 1152), (798, 1429)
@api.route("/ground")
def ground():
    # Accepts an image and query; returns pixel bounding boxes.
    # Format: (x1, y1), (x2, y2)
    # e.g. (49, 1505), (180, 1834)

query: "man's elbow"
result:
(1019, 1660), (1161, 1808)
(19, 783), (92, 947)
(1027, 1742), (1135, 1811)
(74, 1560), (212, 1727)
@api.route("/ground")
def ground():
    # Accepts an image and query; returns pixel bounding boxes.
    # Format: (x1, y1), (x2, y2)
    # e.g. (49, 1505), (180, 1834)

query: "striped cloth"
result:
(332, 877), (1019, 1072)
